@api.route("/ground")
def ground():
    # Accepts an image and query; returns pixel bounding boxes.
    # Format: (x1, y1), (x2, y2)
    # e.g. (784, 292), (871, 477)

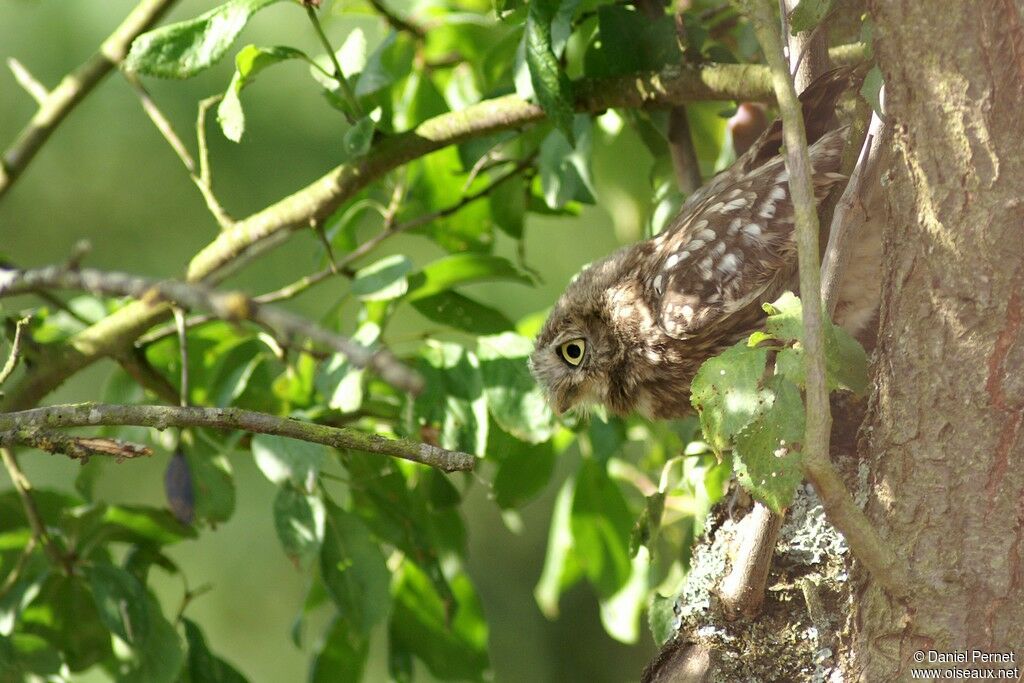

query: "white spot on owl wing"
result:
(759, 202), (777, 219)
(681, 304), (694, 320)
(778, 170), (789, 182)
(743, 223), (763, 238)
(728, 218), (743, 235)
(769, 185), (787, 202)
(685, 238), (706, 251)
(697, 228), (716, 241)
(664, 254), (679, 269)
(653, 274), (664, 294)
(722, 197), (748, 212)
(691, 218), (709, 232)
(718, 253), (740, 274)
(710, 242), (726, 257)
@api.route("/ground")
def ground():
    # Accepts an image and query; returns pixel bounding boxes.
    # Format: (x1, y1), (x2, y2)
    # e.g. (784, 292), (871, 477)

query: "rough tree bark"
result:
(854, 1), (1024, 679)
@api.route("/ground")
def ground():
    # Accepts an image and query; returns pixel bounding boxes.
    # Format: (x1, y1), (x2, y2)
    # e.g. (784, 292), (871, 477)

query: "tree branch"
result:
(1, 428), (153, 461)
(0, 0), (179, 200)
(0, 317), (30, 387)
(745, 0), (913, 601)
(0, 403), (476, 472)
(0, 265), (423, 395)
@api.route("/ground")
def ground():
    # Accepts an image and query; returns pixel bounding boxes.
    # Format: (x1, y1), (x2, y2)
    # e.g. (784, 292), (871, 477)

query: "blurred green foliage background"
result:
(0, 1), (670, 680)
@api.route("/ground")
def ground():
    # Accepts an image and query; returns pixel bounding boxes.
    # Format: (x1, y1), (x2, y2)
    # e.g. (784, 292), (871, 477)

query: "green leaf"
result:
(525, 0), (576, 142)
(733, 377), (806, 513)
(112, 595), (185, 683)
(599, 547), (649, 643)
(310, 616), (369, 683)
(351, 254), (413, 301)
(186, 445), (236, 526)
(489, 427), (556, 509)
(218, 44), (308, 142)
(0, 562), (47, 637)
(860, 65), (884, 116)
(319, 505), (391, 635)
(477, 332), (557, 443)
(406, 254), (531, 302)
(125, 0), (284, 79)
(571, 459), (634, 598)
(273, 486), (326, 566)
(251, 434), (327, 489)
(490, 174), (527, 238)
(101, 505), (197, 546)
(538, 116), (596, 209)
(24, 574), (111, 671)
(0, 633), (63, 678)
(343, 115), (377, 157)
(584, 5), (682, 78)
(390, 563), (489, 681)
(629, 491), (666, 556)
(534, 477), (582, 618)
(412, 292), (514, 334)
(182, 618), (249, 683)
(84, 563), (149, 646)
(648, 593), (679, 646)
(789, 0), (834, 33)
(355, 32), (416, 99)
(317, 322), (379, 413)
(690, 342), (771, 455)
(411, 341), (488, 454)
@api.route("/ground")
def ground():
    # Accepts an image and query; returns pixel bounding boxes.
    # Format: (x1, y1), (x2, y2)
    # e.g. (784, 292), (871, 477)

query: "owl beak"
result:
(554, 388), (578, 416)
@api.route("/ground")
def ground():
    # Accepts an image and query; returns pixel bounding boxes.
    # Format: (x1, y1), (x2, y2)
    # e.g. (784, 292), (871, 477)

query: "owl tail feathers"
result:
(741, 64), (869, 171)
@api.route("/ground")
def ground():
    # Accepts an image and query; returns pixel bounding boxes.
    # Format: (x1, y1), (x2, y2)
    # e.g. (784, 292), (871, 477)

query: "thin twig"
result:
(1, 428), (153, 462)
(124, 74), (234, 228)
(255, 156), (535, 304)
(367, 0), (427, 38)
(0, 403), (476, 472)
(7, 58), (48, 105)
(0, 447), (66, 568)
(172, 307), (189, 406)
(196, 96), (220, 192)
(0, 0), (179, 200)
(304, 5), (362, 123)
(0, 265), (423, 394)
(0, 317), (30, 386)
(745, 0), (913, 601)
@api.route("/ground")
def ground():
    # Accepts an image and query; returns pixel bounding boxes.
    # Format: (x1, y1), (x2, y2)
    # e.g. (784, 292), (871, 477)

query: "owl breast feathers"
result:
(530, 68), (867, 420)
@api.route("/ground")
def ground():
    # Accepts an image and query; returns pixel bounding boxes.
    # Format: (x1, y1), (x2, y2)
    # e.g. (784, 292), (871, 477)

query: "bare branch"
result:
(0, 317), (30, 387)
(0, 403), (476, 472)
(7, 58), (48, 105)
(367, 0), (427, 38)
(1, 428), (153, 461)
(822, 109), (888, 314)
(0, 0), (179, 200)
(0, 265), (424, 395)
(124, 74), (234, 228)
(745, 0), (913, 601)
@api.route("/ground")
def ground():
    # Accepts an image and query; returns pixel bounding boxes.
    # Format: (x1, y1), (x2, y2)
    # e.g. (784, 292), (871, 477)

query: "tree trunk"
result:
(854, 1), (1024, 679)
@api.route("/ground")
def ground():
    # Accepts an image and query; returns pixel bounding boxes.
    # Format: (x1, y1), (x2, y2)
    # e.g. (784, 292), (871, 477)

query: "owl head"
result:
(529, 249), (635, 415)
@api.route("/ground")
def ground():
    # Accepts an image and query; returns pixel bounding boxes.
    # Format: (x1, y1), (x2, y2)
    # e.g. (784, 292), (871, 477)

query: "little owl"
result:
(530, 68), (878, 419)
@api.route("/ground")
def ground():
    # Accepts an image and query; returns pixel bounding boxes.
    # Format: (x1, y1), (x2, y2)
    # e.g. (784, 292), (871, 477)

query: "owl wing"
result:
(650, 128), (849, 340)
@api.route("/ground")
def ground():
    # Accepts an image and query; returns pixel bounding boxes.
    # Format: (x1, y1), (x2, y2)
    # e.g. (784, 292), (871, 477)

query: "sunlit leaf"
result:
(84, 563), (149, 646)
(251, 434), (327, 490)
(351, 254), (413, 301)
(126, 0), (285, 79)
(789, 0), (834, 33)
(218, 44), (308, 141)
(478, 332), (557, 443)
(273, 486), (326, 566)
(310, 616), (369, 683)
(412, 292), (515, 335)
(406, 254), (530, 301)
(690, 342), (771, 455)
(571, 459), (634, 598)
(524, 0), (575, 142)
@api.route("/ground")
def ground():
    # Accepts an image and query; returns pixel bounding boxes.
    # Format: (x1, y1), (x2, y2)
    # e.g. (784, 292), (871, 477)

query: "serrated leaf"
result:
(319, 505), (391, 635)
(218, 44), (308, 142)
(273, 486), (326, 566)
(406, 254), (530, 302)
(478, 332), (557, 443)
(351, 254), (412, 301)
(733, 377), (805, 513)
(251, 434), (327, 489)
(411, 292), (514, 334)
(525, 1), (575, 142)
(389, 564), (489, 681)
(789, 0), (833, 33)
(690, 342), (771, 455)
(310, 616), (369, 683)
(84, 563), (149, 646)
(126, 0), (284, 79)
(182, 619), (249, 683)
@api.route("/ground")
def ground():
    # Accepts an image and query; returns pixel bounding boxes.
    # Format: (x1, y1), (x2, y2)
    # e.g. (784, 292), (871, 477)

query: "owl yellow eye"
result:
(559, 339), (586, 366)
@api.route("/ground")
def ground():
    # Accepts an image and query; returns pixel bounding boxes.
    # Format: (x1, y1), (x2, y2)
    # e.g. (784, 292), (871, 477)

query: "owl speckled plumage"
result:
(530, 68), (868, 419)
